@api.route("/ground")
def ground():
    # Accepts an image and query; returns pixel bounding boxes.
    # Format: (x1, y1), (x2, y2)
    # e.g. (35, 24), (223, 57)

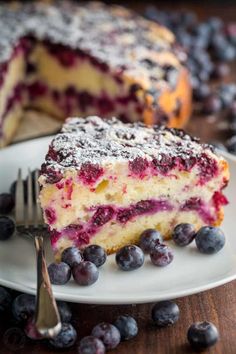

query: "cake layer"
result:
(39, 116), (229, 258)
(0, 1), (191, 147)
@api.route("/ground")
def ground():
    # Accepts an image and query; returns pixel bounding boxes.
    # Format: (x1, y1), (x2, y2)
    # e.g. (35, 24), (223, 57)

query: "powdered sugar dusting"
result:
(42, 116), (215, 174)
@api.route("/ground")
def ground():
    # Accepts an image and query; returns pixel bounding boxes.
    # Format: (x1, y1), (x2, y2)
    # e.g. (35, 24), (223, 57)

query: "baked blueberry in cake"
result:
(39, 116), (229, 259)
(0, 1), (191, 147)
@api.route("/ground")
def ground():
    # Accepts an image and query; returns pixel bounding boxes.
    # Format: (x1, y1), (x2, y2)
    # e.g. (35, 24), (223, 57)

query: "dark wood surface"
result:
(1, 1), (236, 354)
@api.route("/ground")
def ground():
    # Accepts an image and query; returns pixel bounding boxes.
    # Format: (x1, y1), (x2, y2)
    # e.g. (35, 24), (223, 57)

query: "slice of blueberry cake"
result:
(39, 116), (229, 259)
(0, 1), (191, 147)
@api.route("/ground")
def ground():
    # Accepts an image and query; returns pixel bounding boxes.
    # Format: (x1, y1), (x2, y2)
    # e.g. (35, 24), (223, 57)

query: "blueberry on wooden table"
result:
(91, 322), (121, 350)
(114, 315), (138, 341)
(187, 321), (219, 349)
(57, 301), (72, 323)
(49, 323), (77, 349)
(0, 286), (12, 312)
(12, 294), (36, 322)
(78, 336), (105, 354)
(151, 300), (180, 327)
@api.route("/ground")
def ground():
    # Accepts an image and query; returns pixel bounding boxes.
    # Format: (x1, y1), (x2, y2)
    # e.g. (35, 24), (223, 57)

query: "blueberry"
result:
(72, 261), (99, 286)
(116, 245), (144, 271)
(0, 286), (12, 312)
(83, 245), (107, 267)
(49, 323), (77, 349)
(187, 321), (219, 349)
(151, 300), (180, 327)
(48, 262), (71, 285)
(61, 247), (83, 267)
(57, 301), (72, 323)
(202, 94), (222, 114)
(139, 229), (163, 253)
(172, 223), (196, 246)
(0, 216), (15, 240)
(114, 315), (138, 341)
(12, 294), (36, 322)
(219, 84), (236, 107)
(91, 322), (121, 350)
(211, 63), (230, 79)
(78, 336), (105, 354)
(195, 226), (225, 254)
(150, 243), (174, 267)
(0, 193), (15, 214)
(193, 83), (210, 101)
(226, 135), (236, 154)
(215, 43), (235, 62)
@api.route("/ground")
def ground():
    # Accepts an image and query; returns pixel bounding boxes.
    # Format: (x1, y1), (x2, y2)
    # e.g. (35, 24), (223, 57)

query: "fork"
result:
(15, 168), (61, 338)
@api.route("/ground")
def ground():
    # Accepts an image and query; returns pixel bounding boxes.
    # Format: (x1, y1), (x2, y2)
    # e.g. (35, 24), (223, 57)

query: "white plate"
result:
(0, 137), (236, 304)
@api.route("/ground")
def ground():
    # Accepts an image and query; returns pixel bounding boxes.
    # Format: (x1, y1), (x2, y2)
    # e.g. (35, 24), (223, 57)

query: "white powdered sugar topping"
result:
(43, 116), (213, 173)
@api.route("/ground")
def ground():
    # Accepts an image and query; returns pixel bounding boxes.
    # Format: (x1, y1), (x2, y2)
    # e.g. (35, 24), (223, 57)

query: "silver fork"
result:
(15, 168), (61, 338)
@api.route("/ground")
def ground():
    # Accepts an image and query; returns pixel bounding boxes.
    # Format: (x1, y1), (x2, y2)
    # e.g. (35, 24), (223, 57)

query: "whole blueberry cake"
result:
(0, 1), (191, 147)
(39, 116), (229, 258)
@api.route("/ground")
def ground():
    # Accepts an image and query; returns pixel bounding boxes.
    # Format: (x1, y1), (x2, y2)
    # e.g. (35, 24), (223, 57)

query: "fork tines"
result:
(15, 168), (44, 229)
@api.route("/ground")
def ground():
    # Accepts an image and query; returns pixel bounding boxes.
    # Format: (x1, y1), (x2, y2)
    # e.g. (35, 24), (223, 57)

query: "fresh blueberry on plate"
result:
(116, 245), (144, 271)
(72, 261), (99, 286)
(195, 226), (225, 254)
(150, 243), (174, 266)
(139, 229), (163, 253)
(172, 223), (196, 246)
(61, 247), (83, 267)
(83, 245), (107, 267)
(0, 216), (15, 241)
(48, 262), (71, 285)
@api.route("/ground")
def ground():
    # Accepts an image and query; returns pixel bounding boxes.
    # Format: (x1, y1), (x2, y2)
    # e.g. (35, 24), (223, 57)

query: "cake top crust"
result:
(0, 1), (186, 93)
(41, 116), (217, 176)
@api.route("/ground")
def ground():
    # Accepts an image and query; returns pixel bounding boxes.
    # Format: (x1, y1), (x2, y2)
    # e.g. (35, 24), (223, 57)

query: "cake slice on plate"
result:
(39, 116), (229, 259)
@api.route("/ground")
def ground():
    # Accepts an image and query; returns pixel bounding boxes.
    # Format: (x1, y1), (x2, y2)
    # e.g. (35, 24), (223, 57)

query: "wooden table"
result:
(1, 1), (236, 353)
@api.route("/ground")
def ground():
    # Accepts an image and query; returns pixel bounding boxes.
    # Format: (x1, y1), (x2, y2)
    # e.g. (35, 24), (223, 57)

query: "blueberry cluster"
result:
(115, 229), (174, 271)
(0, 289), (77, 350)
(172, 223), (225, 254)
(145, 6), (236, 154)
(0, 285), (220, 352)
(48, 244), (107, 286)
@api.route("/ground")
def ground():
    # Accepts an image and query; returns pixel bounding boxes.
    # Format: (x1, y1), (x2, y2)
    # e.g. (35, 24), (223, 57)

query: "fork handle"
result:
(34, 236), (61, 338)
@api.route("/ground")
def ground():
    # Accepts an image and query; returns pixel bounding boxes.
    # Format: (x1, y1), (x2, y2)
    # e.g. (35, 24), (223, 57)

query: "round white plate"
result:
(0, 137), (236, 304)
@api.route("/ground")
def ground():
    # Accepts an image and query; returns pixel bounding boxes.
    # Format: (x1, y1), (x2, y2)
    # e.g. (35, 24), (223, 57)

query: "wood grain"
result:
(1, 1), (236, 353)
